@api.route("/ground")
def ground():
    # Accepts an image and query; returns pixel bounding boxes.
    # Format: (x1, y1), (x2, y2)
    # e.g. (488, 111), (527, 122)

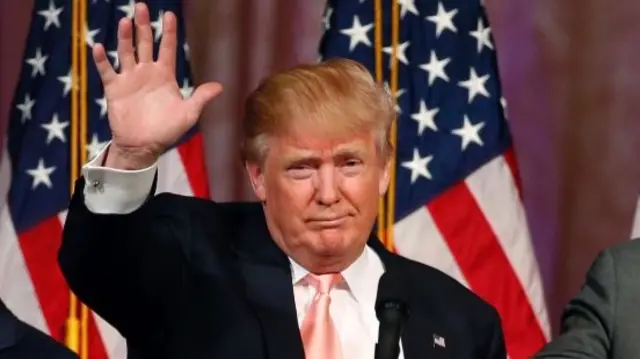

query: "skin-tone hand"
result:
(92, 2), (223, 170)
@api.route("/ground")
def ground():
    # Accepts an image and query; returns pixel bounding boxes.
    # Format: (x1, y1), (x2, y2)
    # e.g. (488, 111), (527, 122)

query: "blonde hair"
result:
(240, 58), (395, 164)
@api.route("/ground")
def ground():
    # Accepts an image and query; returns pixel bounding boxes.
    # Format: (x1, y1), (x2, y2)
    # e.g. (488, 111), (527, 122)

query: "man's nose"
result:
(315, 166), (340, 206)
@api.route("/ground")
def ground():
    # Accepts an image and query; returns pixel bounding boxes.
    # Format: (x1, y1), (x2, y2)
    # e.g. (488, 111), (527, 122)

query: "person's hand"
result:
(92, 2), (222, 170)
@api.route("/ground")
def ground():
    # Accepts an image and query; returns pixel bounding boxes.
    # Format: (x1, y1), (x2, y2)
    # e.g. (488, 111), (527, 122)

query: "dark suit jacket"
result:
(59, 177), (506, 359)
(535, 240), (640, 359)
(0, 300), (79, 359)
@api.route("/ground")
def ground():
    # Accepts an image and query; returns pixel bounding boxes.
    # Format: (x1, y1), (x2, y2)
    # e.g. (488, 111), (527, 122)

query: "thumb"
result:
(186, 82), (223, 120)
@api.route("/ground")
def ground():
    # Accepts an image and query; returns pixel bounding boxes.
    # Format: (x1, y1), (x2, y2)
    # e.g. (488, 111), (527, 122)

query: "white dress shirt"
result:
(82, 144), (405, 359)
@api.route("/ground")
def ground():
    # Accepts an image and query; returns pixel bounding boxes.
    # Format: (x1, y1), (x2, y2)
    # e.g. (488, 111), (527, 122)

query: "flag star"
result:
(57, 68), (74, 96)
(470, 18), (493, 53)
(95, 95), (107, 118)
(37, 0), (63, 31)
(86, 134), (108, 160)
(183, 42), (190, 60)
(426, 2), (458, 37)
(322, 7), (333, 30)
(26, 48), (48, 77)
(16, 94), (36, 123)
(401, 148), (433, 183)
(411, 100), (439, 135)
(500, 96), (508, 118)
(26, 158), (56, 189)
(118, 0), (135, 19)
(108, 50), (119, 68)
(452, 115), (485, 150)
(151, 10), (164, 42)
(339, 16), (373, 51)
(398, 0), (419, 18)
(41, 113), (69, 144)
(383, 41), (410, 66)
(419, 51), (450, 85)
(85, 24), (100, 47)
(180, 79), (194, 99)
(384, 82), (406, 114)
(458, 67), (490, 103)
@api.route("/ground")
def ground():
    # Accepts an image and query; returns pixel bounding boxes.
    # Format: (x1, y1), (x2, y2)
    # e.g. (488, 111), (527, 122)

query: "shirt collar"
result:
(290, 245), (372, 304)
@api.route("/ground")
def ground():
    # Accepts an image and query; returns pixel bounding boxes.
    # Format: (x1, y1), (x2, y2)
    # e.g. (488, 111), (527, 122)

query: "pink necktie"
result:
(300, 273), (343, 359)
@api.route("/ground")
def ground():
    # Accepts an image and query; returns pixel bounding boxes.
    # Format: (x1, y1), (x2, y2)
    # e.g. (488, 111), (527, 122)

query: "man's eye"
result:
(342, 159), (362, 167)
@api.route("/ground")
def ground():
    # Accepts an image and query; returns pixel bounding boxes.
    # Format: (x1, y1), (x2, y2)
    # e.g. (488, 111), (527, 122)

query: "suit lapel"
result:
(229, 203), (305, 359)
(367, 238), (450, 359)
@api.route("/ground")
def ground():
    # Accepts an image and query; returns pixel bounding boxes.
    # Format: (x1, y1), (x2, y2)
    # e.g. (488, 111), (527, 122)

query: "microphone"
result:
(374, 271), (410, 359)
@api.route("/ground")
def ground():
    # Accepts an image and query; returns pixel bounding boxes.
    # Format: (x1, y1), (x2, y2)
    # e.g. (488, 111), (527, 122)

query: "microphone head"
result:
(375, 270), (410, 320)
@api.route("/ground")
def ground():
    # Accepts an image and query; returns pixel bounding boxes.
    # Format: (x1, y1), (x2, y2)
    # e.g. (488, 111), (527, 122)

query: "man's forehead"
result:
(275, 134), (372, 156)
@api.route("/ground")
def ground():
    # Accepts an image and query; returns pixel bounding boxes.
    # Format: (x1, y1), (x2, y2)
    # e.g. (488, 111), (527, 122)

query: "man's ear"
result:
(245, 161), (266, 201)
(378, 156), (391, 195)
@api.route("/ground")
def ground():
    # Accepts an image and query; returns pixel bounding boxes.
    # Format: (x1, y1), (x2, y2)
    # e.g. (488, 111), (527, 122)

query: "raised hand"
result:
(92, 2), (222, 170)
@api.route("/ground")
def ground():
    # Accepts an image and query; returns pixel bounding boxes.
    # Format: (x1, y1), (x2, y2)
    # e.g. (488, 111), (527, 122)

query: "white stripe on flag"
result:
(465, 155), (551, 339)
(394, 207), (470, 287)
(0, 148), (49, 333)
(156, 148), (195, 197)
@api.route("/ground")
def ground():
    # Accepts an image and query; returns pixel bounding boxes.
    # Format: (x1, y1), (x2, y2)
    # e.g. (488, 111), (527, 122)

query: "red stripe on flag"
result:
(177, 132), (210, 199)
(88, 314), (109, 359)
(19, 216), (109, 359)
(427, 182), (546, 358)
(18, 217), (68, 342)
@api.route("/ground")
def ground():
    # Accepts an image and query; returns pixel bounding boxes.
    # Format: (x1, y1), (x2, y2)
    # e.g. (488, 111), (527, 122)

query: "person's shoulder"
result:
(9, 321), (79, 359)
(601, 238), (640, 256)
(149, 192), (263, 220)
(595, 239), (640, 268)
(396, 255), (499, 319)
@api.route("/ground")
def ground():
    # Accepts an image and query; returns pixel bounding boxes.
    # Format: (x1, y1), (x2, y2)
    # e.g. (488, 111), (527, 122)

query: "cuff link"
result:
(90, 180), (104, 192)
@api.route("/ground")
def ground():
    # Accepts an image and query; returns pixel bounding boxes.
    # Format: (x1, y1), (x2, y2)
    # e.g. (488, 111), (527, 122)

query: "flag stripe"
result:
(93, 311), (127, 359)
(393, 207), (469, 287)
(466, 154), (550, 339)
(17, 217), (67, 340)
(0, 213), (49, 332)
(428, 174), (546, 358)
(177, 133), (210, 199)
(87, 312), (109, 359)
(503, 147), (524, 199)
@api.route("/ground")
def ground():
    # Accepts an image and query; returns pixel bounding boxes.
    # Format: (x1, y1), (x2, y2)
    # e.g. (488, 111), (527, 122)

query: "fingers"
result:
(117, 17), (136, 70)
(134, 2), (154, 63)
(158, 11), (177, 71)
(92, 43), (117, 84)
(186, 82), (224, 122)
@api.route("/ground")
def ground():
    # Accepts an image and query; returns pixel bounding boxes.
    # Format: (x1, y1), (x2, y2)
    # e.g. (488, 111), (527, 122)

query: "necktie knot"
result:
(305, 273), (342, 295)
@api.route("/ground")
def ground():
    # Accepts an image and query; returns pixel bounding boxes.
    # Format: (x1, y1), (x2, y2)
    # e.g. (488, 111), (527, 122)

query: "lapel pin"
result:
(433, 334), (446, 348)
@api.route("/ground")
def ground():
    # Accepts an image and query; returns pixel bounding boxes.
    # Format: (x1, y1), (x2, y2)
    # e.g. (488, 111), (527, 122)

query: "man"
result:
(59, 2), (506, 358)
(0, 299), (79, 358)
(535, 240), (640, 359)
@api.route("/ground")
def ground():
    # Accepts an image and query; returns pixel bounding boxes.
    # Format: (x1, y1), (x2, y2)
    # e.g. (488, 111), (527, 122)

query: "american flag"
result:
(320, 0), (550, 357)
(0, 0), (208, 358)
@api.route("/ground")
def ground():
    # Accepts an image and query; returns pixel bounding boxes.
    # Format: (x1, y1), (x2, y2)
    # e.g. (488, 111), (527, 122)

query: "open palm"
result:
(93, 2), (222, 166)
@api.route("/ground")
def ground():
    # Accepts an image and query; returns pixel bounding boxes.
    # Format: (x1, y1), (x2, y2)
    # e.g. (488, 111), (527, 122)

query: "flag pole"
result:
(79, 0), (90, 357)
(385, 0), (400, 252)
(66, 0), (81, 353)
(374, 0), (386, 244)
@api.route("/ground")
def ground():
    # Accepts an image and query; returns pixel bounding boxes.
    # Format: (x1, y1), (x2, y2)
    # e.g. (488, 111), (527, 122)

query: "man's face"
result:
(247, 128), (390, 271)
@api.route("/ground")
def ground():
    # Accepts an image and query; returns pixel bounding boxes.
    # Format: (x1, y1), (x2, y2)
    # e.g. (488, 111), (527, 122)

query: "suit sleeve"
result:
(535, 249), (617, 358)
(58, 145), (192, 346)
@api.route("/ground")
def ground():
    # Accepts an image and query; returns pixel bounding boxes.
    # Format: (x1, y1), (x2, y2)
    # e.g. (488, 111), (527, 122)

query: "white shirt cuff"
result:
(82, 142), (157, 214)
